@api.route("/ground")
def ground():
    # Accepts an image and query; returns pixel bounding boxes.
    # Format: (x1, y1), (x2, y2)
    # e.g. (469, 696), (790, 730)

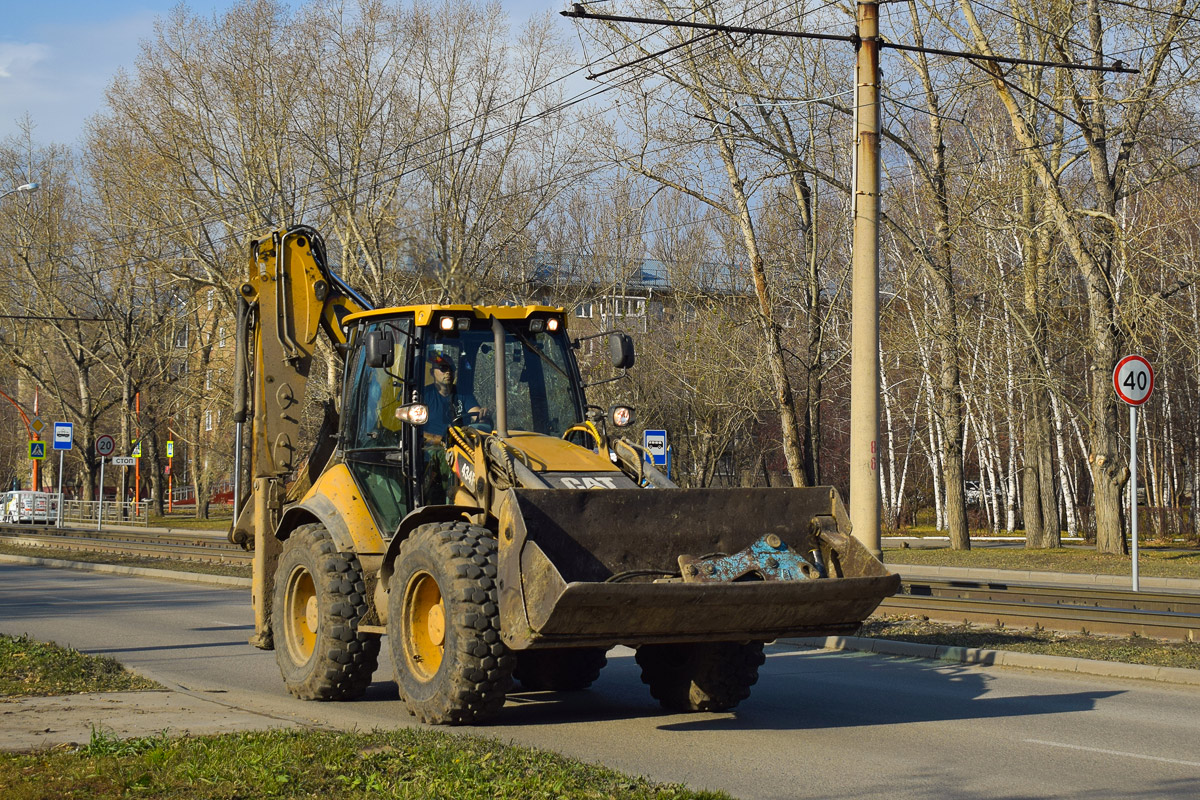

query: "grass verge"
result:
(147, 514), (233, 532)
(882, 545), (1200, 579)
(0, 727), (729, 800)
(0, 634), (161, 698)
(859, 616), (1200, 670)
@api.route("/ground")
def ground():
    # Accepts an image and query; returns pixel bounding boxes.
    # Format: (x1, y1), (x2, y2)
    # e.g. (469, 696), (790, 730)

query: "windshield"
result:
(425, 325), (582, 437)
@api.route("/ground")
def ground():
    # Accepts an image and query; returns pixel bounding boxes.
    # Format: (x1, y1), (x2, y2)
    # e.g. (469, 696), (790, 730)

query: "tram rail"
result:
(0, 523), (249, 566)
(884, 577), (1200, 641)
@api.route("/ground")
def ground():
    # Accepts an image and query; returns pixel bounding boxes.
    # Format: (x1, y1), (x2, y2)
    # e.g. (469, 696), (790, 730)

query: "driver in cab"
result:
(421, 353), (487, 443)
(414, 352), (486, 504)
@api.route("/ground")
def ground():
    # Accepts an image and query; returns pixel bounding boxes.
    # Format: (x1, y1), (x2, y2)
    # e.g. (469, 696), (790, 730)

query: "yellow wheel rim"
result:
(283, 564), (318, 664)
(403, 570), (445, 681)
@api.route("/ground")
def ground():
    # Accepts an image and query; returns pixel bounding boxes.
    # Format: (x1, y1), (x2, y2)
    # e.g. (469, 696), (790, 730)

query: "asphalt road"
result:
(3, 561), (1199, 799)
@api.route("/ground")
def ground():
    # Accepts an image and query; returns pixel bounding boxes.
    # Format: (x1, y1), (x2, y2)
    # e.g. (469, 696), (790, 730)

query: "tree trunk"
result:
(1083, 270), (1128, 553)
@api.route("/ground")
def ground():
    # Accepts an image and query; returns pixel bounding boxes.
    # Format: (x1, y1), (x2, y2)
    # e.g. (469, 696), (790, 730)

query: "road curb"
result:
(0, 553), (251, 588)
(785, 635), (1200, 687)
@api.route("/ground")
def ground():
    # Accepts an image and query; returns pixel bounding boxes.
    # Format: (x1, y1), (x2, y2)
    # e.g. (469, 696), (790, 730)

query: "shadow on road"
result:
(656, 649), (1123, 732)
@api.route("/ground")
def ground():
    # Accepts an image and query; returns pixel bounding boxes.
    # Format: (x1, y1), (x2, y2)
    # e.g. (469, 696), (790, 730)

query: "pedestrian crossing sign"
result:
(29, 441), (45, 459)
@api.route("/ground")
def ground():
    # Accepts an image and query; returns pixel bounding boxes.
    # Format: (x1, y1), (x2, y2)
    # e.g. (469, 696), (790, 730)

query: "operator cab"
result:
(339, 306), (586, 531)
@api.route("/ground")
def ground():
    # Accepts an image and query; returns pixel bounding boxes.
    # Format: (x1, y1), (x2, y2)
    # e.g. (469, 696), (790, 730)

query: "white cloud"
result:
(0, 42), (50, 79)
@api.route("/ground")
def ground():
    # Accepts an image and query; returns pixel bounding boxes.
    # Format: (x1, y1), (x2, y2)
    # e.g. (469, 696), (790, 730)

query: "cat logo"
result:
(558, 476), (619, 490)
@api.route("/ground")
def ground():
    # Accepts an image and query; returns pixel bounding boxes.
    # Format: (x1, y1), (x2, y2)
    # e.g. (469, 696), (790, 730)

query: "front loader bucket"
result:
(496, 487), (899, 650)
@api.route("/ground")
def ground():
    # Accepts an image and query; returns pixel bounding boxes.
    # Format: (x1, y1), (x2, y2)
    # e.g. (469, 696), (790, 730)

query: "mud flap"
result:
(496, 487), (900, 650)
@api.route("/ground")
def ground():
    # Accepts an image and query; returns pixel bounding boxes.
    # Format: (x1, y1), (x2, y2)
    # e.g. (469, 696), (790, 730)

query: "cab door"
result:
(341, 318), (418, 536)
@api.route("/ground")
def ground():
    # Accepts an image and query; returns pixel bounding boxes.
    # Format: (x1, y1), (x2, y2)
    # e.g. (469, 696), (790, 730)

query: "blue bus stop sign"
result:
(53, 421), (74, 450)
(643, 429), (668, 467)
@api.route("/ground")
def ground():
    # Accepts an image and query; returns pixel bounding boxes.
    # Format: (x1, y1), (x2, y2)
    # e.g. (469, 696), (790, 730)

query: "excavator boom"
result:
(229, 226), (369, 647)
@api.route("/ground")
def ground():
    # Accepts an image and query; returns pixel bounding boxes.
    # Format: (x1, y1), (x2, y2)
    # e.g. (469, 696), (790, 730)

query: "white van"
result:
(2, 491), (59, 524)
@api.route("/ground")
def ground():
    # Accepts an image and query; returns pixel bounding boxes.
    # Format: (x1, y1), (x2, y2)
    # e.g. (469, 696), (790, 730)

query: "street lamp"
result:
(0, 182), (39, 201)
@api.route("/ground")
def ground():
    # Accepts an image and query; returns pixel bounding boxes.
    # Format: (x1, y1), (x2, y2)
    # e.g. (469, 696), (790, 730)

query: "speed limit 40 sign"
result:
(1113, 355), (1154, 406)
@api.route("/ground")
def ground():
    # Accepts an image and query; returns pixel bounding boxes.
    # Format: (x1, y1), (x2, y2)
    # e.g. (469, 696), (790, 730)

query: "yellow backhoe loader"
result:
(230, 225), (899, 724)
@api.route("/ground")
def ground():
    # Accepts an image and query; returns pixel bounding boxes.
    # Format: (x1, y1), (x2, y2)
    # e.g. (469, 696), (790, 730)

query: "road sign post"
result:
(95, 435), (115, 531)
(97, 457), (106, 532)
(1114, 355), (1154, 592)
(53, 422), (72, 527)
(167, 440), (174, 512)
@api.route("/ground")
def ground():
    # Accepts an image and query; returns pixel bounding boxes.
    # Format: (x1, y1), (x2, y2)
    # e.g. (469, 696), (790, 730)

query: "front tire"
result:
(389, 522), (514, 724)
(635, 641), (765, 712)
(272, 523), (380, 700)
(513, 647), (608, 691)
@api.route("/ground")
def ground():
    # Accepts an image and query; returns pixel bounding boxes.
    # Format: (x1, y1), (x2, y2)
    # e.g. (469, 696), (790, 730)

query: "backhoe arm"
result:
(228, 225), (371, 649)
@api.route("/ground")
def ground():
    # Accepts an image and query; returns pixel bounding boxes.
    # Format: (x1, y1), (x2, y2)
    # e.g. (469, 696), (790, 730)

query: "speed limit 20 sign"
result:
(1113, 355), (1154, 406)
(95, 434), (116, 457)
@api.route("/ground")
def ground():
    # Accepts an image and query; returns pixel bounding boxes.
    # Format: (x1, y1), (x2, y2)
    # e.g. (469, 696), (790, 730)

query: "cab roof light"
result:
(529, 318), (545, 333)
(439, 316), (455, 331)
(456, 317), (470, 330)
(546, 317), (560, 332)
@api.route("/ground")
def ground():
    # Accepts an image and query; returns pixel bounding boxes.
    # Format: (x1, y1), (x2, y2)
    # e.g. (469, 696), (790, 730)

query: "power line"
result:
(562, 5), (1140, 74)
(0, 315), (111, 321)
(6, 0), (794, 278)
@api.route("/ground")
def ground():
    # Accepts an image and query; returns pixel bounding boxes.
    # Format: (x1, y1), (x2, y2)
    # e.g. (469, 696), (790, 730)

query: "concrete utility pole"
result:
(848, 1), (882, 557)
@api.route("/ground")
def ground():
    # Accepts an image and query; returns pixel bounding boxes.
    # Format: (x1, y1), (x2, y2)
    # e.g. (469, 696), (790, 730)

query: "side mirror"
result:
(365, 329), (394, 368)
(609, 332), (635, 370)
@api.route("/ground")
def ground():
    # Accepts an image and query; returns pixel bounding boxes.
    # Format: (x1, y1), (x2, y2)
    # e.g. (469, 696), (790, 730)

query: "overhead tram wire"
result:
(23, 2), (1133, 277)
(0, 315), (111, 322)
(584, 0), (843, 81)
(16, 0), (803, 276)
(46, 1), (831, 281)
(966, 0), (1109, 61)
(33, 1), (1157, 277)
(562, 5), (1140, 76)
(1098, 0), (1200, 24)
(44, 1), (739, 273)
(19, 3), (775, 277)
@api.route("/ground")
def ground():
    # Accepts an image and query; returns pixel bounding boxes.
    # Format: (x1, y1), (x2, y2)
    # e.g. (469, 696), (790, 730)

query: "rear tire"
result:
(389, 522), (514, 724)
(513, 647), (608, 691)
(272, 523), (380, 700)
(635, 641), (765, 712)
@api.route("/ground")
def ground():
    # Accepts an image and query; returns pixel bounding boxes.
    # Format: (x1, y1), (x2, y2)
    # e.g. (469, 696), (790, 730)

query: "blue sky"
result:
(1, 0), (565, 147)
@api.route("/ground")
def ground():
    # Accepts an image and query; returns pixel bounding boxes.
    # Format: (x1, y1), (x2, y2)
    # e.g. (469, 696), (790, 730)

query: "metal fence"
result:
(169, 480), (235, 506)
(60, 499), (150, 527)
